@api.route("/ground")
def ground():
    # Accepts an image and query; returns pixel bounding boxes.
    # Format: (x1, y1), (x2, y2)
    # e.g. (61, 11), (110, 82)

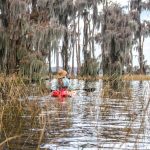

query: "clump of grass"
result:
(101, 75), (132, 99)
(101, 86), (132, 99)
(0, 73), (50, 99)
(90, 74), (150, 99)
(77, 75), (102, 81)
(0, 74), (43, 149)
(0, 74), (28, 101)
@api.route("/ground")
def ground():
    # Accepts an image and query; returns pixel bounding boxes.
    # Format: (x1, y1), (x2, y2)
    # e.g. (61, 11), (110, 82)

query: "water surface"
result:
(1, 80), (150, 150)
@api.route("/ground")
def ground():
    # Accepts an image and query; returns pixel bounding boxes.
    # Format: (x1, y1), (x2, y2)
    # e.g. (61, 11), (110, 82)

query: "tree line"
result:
(0, 0), (150, 79)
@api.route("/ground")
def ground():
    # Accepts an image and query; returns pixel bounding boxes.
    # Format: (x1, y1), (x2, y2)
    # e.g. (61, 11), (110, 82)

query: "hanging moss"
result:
(0, 0), (65, 75)
(19, 52), (46, 82)
(80, 58), (100, 78)
(17, 46), (28, 60)
(101, 4), (133, 77)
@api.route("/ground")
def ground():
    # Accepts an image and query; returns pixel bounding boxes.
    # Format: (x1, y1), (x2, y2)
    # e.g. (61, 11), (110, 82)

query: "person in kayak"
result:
(51, 69), (72, 91)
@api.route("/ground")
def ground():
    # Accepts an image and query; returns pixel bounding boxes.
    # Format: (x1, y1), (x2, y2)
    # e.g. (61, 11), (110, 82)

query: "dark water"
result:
(1, 80), (150, 150)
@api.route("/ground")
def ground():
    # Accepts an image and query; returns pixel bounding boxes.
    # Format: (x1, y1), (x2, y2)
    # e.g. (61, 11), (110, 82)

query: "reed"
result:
(123, 74), (150, 80)
(76, 74), (150, 81)
(0, 74), (72, 149)
(0, 74), (43, 149)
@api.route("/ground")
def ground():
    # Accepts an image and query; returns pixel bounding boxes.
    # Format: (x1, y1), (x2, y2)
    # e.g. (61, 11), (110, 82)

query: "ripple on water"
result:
(3, 80), (150, 150)
(42, 80), (150, 150)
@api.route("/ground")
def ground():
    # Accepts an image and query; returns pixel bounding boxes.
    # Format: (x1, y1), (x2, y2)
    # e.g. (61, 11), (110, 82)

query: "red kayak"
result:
(51, 89), (69, 97)
(51, 89), (76, 97)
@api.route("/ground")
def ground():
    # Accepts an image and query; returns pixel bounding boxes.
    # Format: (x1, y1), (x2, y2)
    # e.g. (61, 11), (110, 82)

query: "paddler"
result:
(51, 69), (72, 91)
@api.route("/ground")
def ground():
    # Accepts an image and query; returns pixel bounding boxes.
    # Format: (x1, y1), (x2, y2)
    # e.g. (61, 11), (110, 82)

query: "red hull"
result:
(51, 90), (69, 97)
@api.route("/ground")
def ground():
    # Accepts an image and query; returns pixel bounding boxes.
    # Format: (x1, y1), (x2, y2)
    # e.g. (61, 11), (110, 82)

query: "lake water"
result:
(1, 80), (150, 150)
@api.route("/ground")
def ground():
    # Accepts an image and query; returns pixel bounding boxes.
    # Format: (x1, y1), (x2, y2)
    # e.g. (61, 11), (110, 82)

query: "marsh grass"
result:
(105, 74), (150, 99)
(0, 74), (72, 149)
(101, 75), (132, 99)
(77, 75), (101, 81)
(49, 73), (150, 82)
(0, 74), (45, 149)
(123, 74), (150, 80)
(77, 74), (150, 81)
(101, 82), (132, 99)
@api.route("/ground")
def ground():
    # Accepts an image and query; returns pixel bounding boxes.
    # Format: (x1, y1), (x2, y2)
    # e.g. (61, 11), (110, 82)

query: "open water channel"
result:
(1, 80), (150, 150)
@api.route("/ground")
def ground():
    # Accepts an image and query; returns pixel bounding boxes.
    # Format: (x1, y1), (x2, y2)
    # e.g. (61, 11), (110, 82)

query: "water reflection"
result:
(1, 80), (150, 150)
(40, 80), (150, 150)
(84, 80), (96, 92)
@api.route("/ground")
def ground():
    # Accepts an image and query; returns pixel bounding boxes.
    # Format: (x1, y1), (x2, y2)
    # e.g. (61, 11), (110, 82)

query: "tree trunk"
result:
(0, 0), (23, 74)
(72, 44), (75, 76)
(110, 37), (122, 76)
(76, 12), (81, 75)
(83, 9), (89, 63)
(0, 0), (17, 74)
(56, 48), (59, 72)
(137, 8), (144, 74)
(102, 1), (122, 77)
(92, 0), (97, 59)
(0, 35), (5, 72)
(71, 16), (76, 76)
(139, 26), (144, 74)
(48, 45), (51, 73)
(6, 46), (17, 74)
(137, 0), (144, 74)
(61, 14), (69, 71)
(32, 0), (37, 12)
(0, 0), (8, 73)
(102, 0), (109, 76)
(130, 0), (144, 74)
(91, 23), (95, 58)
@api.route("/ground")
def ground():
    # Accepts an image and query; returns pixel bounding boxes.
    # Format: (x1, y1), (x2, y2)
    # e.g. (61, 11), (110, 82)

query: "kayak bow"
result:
(51, 89), (76, 97)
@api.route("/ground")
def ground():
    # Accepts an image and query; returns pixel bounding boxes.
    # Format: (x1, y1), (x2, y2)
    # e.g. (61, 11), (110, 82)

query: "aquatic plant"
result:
(0, 74), (43, 149)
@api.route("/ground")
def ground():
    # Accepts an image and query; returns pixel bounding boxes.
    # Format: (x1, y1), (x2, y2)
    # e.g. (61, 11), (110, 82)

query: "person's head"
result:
(57, 69), (67, 80)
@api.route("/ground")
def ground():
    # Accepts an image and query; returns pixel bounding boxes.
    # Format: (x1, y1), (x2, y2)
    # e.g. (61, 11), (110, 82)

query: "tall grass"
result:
(0, 74), (43, 149)
(123, 74), (150, 80)
(0, 74), (72, 149)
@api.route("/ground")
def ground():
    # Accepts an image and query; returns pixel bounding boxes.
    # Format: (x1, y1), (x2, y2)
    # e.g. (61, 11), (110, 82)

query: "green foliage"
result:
(16, 46), (28, 60)
(19, 52), (46, 82)
(0, 0), (65, 76)
(101, 4), (133, 76)
(0, 0), (150, 77)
